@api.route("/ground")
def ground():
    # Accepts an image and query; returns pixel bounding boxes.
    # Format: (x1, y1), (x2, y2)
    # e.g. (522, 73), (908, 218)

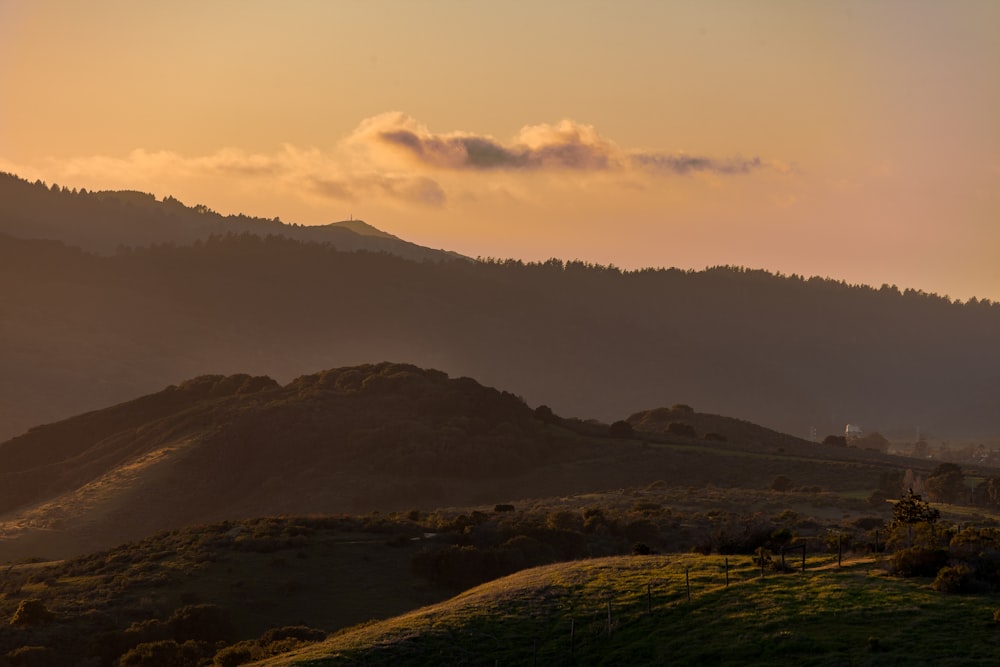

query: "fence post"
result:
(647, 582), (652, 614)
(607, 600), (613, 637)
(801, 544), (805, 572)
(725, 557), (729, 587)
(570, 618), (575, 655)
(838, 533), (842, 567)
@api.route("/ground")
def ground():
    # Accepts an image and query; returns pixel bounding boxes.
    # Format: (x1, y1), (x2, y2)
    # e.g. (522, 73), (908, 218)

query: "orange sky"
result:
(2, 0), (999, 301)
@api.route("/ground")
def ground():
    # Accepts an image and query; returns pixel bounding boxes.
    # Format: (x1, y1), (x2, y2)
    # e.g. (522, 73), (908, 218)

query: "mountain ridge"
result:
(0, 171), (463, 262)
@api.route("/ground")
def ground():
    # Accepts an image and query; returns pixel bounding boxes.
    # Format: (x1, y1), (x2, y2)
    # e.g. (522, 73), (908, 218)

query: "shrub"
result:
(212, 642), (257, 667)
(168, 604), (232, 642)
(8, 600), (54, 626)
(609, 420), (634, 438)
(6, 645), (58, 667)
(632, 542), (653, 555)
(119, 640), (203, 667)
(889, 546), (949, 578)
(932, 564), (977, 593)
(771, 476), (793, 492)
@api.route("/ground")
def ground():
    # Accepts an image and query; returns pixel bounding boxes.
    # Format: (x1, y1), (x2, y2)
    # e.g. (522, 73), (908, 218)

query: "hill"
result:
(1, 176), (999, 446)
(257, 553), (1000, 666)
(0, 363), (578, 559)
(0, 171), (460, 262)
(0, 362), (950, 561)
(4, 486), (999, 666)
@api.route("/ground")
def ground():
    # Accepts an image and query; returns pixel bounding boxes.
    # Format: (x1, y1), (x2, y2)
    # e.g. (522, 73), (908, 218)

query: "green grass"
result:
(259, 554), (1000, 666)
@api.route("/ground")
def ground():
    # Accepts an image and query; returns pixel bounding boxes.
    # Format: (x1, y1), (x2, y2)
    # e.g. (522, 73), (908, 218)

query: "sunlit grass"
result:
(261, 554), (1000, 666)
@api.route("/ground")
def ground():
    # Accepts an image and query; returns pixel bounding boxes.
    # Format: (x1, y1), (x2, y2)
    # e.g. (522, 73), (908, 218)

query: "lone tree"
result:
(891, 488), (940, 527)
(891, 488), (940, 547)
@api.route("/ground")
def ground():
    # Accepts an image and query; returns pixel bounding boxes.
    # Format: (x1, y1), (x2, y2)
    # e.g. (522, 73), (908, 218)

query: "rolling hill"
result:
(258, 553), (1000, 666)
(4, 483), (998, 666)
(0, 362), (956, 562)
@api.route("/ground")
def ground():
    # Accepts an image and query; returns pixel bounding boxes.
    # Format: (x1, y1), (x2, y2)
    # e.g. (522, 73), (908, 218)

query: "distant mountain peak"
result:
(327, 219), (400, 240)
(0, 171), (464, 263)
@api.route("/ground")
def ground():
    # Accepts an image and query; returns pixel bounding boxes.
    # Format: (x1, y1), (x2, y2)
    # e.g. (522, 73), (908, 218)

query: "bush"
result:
(168, 604), (232, 642)
(932, 564), (977, 593)
(8, 600), (54, 626)
(889, 546), (949, 578)
(6, 645), (58, 667)
(632, 542), (652, 556)
(119, 640), (203, 667)
(771, 476), (793, 492)
(609, 420), (634, 438)
(212, 643), (257, 667)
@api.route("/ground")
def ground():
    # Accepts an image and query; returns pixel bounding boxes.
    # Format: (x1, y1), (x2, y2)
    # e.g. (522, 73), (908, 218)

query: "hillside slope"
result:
(0, 362), (933, 560)
(0, 363), (575, 558)
(259, 554), (1000, 666)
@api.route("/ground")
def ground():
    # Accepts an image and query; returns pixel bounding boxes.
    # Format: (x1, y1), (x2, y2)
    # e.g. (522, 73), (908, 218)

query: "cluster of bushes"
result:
(211, 626), (326, 667)
(888, 526), (1000, 594)
(406, 502), (856, 589)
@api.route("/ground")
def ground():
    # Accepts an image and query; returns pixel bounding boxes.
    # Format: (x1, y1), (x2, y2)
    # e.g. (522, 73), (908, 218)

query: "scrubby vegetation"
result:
(4, 479), (1000, 665)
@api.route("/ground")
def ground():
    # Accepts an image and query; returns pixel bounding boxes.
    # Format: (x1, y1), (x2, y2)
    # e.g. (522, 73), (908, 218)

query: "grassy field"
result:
(260, 553), (1000, 666)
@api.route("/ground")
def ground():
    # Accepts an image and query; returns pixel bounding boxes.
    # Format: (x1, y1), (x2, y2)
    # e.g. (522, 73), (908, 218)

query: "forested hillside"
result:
(2, 223), (997, 444)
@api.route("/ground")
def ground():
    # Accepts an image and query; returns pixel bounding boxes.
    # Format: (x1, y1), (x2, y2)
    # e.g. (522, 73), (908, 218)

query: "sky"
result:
(2, 0), (999, 301)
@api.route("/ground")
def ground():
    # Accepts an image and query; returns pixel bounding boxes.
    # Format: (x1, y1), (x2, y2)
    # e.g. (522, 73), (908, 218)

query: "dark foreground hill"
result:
(2, 228), (999, 446)
(4, 486), (998, 666)
(0, 363), (929, 560)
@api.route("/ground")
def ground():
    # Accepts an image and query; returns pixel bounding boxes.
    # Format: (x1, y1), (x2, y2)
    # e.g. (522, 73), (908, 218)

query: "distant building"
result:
(845, 424), (863, 441)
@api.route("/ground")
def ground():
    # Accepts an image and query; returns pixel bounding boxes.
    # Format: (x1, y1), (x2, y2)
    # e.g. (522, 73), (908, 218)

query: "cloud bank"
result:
(353, 112), (765, 176)
(1, 113), (774, 216)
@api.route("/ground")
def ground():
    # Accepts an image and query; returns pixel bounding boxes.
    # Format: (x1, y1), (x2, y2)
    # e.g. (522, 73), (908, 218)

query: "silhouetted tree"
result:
(891, 489), (940, 527)
(609, 420), (634, 438)
(925, 463), (966, 504)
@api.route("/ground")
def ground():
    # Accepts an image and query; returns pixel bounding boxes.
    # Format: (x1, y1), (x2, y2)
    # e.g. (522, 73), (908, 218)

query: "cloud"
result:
(352, 112), (764, 176)
(0, 112), (779, 222)
(3, 143), (446, 209)
(629, 153), (762, 175)
(310, 174), (445, 207)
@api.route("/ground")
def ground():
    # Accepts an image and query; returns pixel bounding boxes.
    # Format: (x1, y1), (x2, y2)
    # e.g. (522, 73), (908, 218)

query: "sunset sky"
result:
(2, 0), (999, 301)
